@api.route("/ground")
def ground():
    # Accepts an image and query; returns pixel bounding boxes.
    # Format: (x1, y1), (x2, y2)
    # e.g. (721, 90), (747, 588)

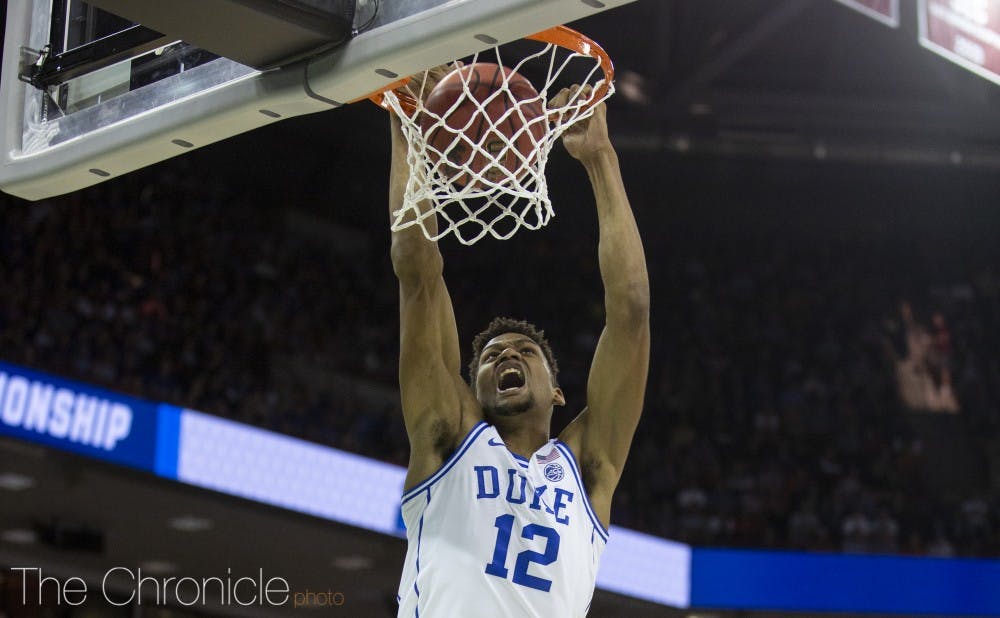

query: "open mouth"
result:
(497, 366), (526, 392)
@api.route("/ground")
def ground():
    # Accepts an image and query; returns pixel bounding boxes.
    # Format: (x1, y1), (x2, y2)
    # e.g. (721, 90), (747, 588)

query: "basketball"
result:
(419, 63), (545, 187)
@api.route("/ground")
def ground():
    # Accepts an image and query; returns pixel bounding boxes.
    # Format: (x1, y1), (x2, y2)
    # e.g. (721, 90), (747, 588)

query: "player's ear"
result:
(552, 387), (565, 407)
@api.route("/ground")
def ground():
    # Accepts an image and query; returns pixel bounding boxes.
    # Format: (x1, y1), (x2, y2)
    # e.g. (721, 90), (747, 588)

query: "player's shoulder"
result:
(555, 408), (615, 517)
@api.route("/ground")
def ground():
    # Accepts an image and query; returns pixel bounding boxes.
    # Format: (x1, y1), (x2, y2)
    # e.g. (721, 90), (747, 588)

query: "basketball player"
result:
(391, 70), (649, 617)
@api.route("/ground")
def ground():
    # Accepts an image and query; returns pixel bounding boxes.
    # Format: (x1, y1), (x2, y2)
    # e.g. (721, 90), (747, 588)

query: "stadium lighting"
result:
(167, 515), (214, 532)
(0, 528), (38, 544)
(0, 472), (35, 491)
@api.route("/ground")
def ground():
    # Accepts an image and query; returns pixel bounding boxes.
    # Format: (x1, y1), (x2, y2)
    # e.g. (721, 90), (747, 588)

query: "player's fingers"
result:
(418, 62), (464, 99)
(426, 66), (448, 80)
(547, 89), (569, 124)
(427, 61), (461, 82)
(403, 69), (434, 97)
(400, 86), (417, 103)
(407, 63), (449, 87)
(562, 84), (590, 108)
(549, 87), (572, 108)
(573, 84), (599, 106)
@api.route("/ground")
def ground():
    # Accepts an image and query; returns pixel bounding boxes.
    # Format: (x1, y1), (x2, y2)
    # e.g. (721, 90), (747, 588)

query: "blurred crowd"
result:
(1, 153), (999, 558)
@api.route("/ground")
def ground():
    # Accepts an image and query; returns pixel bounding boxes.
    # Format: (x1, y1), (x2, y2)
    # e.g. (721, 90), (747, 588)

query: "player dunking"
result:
(392, 70), (649, 617)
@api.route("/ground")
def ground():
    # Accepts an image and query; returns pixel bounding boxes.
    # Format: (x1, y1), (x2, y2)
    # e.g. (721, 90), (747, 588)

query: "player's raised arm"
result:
(388, 67), (476, 488)
(556, 88), (650, 526)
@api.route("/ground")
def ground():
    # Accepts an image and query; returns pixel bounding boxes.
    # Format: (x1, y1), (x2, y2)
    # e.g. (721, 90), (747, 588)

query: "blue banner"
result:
(691, 548), (1000, 616)
(0, 362), (163, 473)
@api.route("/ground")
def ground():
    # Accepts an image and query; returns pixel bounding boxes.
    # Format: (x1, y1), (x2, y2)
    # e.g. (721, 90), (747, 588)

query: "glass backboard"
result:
(1, 0), (636, 201)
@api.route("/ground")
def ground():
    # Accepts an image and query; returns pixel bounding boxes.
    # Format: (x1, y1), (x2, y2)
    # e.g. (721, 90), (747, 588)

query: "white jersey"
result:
(397, 422), (608, 618)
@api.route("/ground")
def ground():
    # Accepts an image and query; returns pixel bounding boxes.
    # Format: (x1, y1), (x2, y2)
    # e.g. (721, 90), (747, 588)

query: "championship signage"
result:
(834, 0), (900, 27)
(0, 361), (163, 472)
(920, 0), (1000, 85)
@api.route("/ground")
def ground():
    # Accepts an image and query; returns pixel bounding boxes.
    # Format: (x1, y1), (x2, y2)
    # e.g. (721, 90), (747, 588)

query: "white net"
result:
(381, 29), (614, 245)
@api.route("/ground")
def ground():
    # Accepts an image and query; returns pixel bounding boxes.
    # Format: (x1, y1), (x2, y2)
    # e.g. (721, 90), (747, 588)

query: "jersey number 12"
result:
(484, 514), (561, 592)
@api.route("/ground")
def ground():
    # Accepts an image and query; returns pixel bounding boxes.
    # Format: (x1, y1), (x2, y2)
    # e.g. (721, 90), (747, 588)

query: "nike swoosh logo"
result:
(488, 438), (505, 447)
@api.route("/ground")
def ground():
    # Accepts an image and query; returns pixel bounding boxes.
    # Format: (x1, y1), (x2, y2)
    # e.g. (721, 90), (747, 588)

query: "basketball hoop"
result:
(369, 26), (615, 245)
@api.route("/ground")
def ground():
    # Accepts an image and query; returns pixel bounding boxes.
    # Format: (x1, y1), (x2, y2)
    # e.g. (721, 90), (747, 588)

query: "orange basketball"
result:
(419, 63), (545, 187)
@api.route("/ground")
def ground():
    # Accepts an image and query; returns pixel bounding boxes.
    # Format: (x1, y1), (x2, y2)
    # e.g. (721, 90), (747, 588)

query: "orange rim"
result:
(365, 25), (614, 116)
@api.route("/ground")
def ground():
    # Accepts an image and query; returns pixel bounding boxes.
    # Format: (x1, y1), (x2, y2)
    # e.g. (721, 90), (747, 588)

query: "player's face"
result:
(475, 333), (561, 417)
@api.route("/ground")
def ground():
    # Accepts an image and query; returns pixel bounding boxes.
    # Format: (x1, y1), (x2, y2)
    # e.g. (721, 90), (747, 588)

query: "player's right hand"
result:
(403, 62), (464, 105)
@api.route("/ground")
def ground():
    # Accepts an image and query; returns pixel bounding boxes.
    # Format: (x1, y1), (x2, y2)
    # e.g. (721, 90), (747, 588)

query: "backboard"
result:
(1, 0), (636, 201)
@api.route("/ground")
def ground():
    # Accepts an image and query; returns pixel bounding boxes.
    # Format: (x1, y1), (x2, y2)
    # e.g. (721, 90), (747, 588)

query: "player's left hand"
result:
(550, 84), (613, 163)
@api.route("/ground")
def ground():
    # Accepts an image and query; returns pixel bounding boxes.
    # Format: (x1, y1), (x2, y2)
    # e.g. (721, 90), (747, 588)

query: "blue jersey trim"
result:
(413, 513), (425, 617)
(401, 421), (488, 505)
(554, 441), (610, 543)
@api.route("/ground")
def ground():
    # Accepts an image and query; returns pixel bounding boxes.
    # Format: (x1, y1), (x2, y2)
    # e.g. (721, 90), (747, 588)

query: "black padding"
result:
(87, 0), (357, 69)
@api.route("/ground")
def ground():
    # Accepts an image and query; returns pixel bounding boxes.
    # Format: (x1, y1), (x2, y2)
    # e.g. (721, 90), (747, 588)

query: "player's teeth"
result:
(499, 367), (524, 390)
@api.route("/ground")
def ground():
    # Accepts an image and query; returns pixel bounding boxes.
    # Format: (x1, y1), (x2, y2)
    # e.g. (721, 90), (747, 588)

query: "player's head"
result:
(469, 317), (564, 418)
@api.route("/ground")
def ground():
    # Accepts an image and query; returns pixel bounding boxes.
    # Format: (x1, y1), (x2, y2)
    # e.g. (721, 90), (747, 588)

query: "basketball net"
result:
(373, 27), (614, 245)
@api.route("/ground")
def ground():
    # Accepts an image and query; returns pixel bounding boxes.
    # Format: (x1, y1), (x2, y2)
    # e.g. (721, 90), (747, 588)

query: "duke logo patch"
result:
(544, 462), (565, 482)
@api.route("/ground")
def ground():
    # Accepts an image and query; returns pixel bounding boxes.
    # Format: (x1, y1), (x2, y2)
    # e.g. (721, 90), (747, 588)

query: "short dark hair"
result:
(468, 317), (559, 388)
